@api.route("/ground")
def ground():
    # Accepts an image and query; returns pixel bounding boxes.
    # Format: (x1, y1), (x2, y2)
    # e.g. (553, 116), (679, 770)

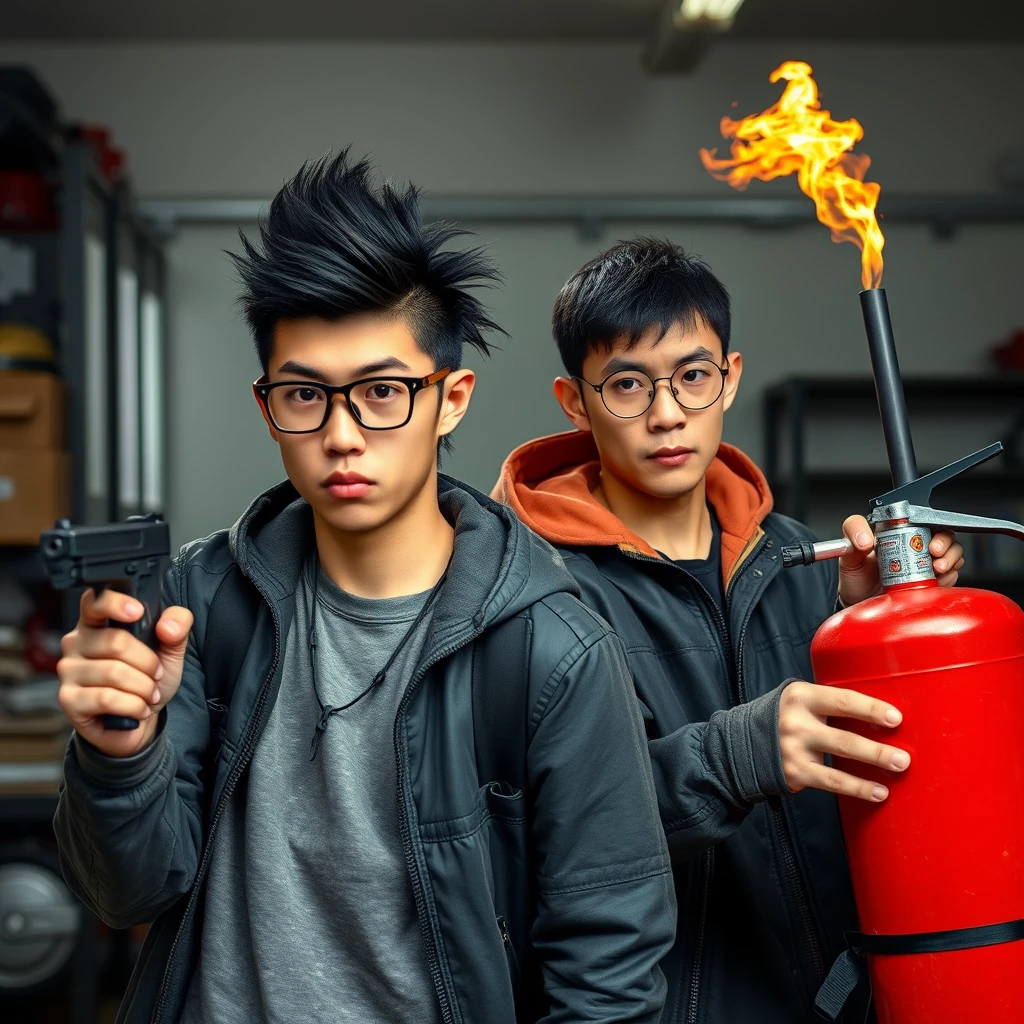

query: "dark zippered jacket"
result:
(53, 476), (677, 1024)
(494, 431), (867, 1024)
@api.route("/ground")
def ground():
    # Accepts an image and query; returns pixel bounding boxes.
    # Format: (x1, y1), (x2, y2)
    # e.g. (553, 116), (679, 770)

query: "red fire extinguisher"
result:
(783, 288), (1024, 1024)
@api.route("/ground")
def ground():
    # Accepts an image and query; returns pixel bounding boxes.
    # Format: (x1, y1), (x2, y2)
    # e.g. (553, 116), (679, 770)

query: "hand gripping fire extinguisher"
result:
(782, 288), (1024, 1024)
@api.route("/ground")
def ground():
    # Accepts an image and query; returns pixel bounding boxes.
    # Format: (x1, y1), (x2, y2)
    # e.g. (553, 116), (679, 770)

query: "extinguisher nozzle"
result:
(782, 540), (817, 568)
(782, 538), (855, 568)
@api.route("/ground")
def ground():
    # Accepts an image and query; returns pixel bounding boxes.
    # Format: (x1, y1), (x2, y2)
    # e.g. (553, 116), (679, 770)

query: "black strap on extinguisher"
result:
(814, 917), (1024, 1020)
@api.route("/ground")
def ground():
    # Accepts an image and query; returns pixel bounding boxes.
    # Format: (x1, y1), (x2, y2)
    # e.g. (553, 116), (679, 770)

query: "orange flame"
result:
(699, 60), (885, 290)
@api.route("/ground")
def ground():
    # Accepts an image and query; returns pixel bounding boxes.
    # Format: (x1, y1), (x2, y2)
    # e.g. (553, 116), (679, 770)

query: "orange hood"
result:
(491, 430), (774, 584)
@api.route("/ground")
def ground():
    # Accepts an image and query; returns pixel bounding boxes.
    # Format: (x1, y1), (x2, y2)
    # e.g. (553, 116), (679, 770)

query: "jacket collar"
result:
(225, 474), (577, 658)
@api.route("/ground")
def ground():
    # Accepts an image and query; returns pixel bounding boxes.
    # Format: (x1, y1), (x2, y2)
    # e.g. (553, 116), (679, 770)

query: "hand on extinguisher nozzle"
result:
(836, 514), (965, 606)
(778, 680), (910, 803)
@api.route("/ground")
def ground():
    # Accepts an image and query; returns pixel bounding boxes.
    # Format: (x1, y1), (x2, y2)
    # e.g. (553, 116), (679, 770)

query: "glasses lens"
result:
(601, 371), (655, 418)
(267, 384), (329, 431)
(671, 361), (725, 409)
(347, 379), (413, 429)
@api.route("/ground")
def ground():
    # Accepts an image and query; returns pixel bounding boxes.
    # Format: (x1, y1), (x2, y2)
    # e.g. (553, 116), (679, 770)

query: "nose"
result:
(322, 394), (366, 455)
(646, 378), (687, 432)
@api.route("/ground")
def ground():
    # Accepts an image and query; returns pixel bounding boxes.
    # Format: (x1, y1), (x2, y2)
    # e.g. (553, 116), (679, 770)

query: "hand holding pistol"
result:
(41, 515), (193, 758)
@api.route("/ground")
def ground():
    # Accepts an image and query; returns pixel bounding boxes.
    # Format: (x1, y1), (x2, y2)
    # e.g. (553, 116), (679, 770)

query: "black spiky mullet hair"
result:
(231, 148), (505, 378)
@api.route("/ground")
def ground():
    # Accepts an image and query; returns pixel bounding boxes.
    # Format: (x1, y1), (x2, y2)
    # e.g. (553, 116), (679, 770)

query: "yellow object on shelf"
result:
(0, 323), (56, 371)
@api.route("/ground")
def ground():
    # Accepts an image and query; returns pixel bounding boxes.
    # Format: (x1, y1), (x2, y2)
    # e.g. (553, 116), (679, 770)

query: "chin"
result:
(636, 463), (705, 500)
(314, 497), (395, 534)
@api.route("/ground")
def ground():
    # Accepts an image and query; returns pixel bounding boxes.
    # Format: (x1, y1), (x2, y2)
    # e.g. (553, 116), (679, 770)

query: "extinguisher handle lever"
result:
(902, 505), (1024, 541)
(863, 438), (1024, 541)
(870, 442), (1005, 512)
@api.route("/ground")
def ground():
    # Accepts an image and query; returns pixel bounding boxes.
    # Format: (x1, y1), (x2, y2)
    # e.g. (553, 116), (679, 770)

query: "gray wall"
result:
(2, 41), (1022, 547)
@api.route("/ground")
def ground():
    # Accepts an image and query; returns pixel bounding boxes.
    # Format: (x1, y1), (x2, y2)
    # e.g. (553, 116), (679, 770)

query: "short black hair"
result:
(231, 149), (504, 374)
(552, 238), (731, 378)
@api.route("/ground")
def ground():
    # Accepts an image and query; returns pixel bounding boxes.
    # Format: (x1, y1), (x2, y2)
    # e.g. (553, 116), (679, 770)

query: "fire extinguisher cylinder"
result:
(793, 289), (1024, 1024)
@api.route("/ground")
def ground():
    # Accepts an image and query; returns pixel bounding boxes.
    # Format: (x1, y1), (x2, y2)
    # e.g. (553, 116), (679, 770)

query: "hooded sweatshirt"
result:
(493, 431), (867, 1024)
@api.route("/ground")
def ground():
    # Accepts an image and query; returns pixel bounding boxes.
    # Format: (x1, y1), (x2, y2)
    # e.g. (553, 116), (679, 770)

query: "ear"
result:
(722, 352), (743, 413)
(254, 388), (280, 441)
(437, 368), (476, 439)
(553, 376), (592, 433)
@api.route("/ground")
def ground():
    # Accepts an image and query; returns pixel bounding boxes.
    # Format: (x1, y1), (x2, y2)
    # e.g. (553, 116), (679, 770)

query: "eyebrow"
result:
(600, 346), (716, 378)
(274, 356), (413, 381)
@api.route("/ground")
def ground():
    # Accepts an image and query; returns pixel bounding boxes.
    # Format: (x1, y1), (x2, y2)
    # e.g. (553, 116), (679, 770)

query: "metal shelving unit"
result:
(2, 127), (167, 1021)
(3, 141), (168, 617)
(763, 377), (1024, 607)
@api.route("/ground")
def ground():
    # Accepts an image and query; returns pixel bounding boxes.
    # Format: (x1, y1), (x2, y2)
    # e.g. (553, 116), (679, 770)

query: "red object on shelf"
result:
(0, 170), (56, 230)
(991, 329), (1024, 371)
(812, 577), (1024, 1023)
(23, 615), (61, 673)
(106, 147), (126, 182)
(77, 125), (128, 184)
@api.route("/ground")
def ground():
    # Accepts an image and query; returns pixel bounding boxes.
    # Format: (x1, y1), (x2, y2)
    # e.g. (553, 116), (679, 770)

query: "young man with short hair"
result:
(52, 157), (676, 1024)
(493, 238), (964, 1023)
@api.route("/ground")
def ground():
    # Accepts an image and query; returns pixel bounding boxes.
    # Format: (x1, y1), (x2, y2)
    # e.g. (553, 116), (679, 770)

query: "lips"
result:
(324, 472), (371, 485)
(648, 447), (694, 467)
(323, 471), (373, 499)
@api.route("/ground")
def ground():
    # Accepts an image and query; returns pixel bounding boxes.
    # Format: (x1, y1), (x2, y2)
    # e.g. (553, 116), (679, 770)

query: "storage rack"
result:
(763, 377), (1024, 606)
(1, 136), (168, 1024)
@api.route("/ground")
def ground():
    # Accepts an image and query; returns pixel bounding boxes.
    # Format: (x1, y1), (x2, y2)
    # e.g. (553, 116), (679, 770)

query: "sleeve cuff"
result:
(705, 684), (789, 804)
(72, 713), (170, 790)
(743, 684), (789, 798)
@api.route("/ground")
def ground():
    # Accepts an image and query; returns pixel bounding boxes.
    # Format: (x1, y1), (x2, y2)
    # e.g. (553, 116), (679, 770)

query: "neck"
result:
(313, 477), (454, 599)
(595, 470), (713, 561)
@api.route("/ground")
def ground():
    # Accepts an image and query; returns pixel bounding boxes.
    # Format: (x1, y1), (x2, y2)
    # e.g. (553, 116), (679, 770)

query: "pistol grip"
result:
(94, 558), (165, 731)
(95, 558), (163, 650)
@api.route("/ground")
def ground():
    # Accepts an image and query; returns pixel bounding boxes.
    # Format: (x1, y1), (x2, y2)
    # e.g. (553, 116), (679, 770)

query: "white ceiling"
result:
(6, 0), (1024, 43)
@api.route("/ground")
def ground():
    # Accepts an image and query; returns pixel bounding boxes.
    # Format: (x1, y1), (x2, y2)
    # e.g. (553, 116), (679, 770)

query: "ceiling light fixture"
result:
(678, 0), (747, 29)
(644, 0), (746, 75)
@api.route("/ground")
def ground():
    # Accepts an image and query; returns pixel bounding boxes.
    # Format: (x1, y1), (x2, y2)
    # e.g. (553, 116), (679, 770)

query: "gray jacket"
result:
(53, 477), (677, 1023)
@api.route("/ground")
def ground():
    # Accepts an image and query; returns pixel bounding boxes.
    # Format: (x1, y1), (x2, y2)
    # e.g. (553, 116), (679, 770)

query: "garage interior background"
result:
(5, 4), (1024, 549)
(0, 1), (1023, 1020)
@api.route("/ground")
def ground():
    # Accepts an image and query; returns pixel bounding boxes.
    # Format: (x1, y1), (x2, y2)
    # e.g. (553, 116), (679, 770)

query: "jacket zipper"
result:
(770, 805), (828, 996)
(626, 538), (828, 1018)
(497, 915), (521, 987)
(729, 544), (829, 1008)
(150, 580), (283, 1024)
(393, 623), (489, 1024)
(624, 549), (725, 1021)
(685, 847), (714, 1024)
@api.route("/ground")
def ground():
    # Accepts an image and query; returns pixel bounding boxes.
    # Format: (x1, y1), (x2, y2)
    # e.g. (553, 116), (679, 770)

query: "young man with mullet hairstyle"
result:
(493, 238), (965, 1024)
(52, 155), (676, 1024)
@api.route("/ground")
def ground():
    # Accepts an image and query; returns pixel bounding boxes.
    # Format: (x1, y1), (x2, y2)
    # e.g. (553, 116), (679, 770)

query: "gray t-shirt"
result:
(182, 559), (442, 1024)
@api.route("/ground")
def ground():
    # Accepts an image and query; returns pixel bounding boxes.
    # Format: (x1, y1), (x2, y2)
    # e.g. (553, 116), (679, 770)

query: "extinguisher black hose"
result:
(814, 916), (1024, 1020)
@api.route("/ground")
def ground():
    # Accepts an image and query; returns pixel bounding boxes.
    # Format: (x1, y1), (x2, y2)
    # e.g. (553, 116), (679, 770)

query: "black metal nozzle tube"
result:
(860, 288), (919, 488)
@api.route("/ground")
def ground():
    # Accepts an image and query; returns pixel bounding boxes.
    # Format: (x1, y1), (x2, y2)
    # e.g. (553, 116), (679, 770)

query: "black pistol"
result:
(39, 514), (171, 731)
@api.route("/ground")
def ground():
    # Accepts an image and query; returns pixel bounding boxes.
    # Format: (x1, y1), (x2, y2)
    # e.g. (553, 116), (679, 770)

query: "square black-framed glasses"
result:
(253, 367), (452, 433)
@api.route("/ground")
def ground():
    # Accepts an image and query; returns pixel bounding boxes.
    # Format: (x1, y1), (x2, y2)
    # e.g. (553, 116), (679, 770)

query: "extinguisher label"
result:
(877, 525), (935, 587)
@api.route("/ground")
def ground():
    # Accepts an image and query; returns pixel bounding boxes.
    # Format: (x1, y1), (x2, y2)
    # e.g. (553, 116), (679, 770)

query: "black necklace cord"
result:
(307, 554), (453, 761)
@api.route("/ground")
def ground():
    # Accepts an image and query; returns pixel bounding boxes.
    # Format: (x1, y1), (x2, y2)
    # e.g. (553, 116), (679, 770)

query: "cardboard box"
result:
(0, 711), (69, 762)
(0, 371), (65, 449)
(0, 448), (70, 544)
